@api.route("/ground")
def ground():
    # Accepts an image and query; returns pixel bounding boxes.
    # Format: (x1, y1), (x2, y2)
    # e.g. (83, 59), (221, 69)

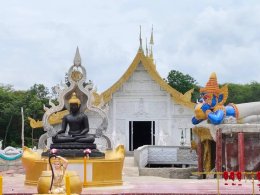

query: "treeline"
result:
(0, 84), (49, 148)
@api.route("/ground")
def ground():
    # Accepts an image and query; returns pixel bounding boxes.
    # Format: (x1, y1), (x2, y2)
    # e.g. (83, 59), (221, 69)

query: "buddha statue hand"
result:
(54, 129), (65, 136)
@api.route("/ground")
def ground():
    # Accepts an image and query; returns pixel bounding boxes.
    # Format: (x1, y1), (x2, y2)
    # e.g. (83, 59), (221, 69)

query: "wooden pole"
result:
(252, 175), (255, 195)
(217, 173), (220, 195)
(0, 175), (2, 195)
(65, 174), (71, 195)
(238, 132), (245, 172)
(197, 139), (203, 174)
(21, 107), (24, 148)
(84, 156), (87, 186)
(216, 128), (222, 173)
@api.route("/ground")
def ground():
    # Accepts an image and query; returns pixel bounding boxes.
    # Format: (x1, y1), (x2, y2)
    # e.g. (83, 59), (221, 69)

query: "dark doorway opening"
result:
(129, 121), (155, 151)
(210, 140), (216, 170)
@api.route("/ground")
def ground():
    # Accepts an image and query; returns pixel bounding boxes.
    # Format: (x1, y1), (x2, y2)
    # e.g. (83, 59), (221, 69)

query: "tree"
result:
(226, 81), (260, 104)
(29, 84), (50, 99)
(0, 84), (49, 147)
(166, 70), (199, 102)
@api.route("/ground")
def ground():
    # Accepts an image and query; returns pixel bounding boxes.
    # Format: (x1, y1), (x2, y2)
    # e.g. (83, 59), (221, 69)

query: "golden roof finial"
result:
(149, 25), (154, 59)
(138, 25), (143, 53)
(74, 46), (81, 67)
(145, 38), (148, 56)
(200, 72), (220, 95)
(69, 92), (81, 105)
(150, 25), (154, 45)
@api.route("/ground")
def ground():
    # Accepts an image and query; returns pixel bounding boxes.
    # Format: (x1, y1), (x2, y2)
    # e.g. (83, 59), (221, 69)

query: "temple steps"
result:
(123, 156), (139, 177)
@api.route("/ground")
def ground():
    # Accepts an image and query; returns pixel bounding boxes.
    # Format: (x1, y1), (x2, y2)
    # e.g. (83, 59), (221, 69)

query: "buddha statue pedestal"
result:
(42, 143), (105, 158)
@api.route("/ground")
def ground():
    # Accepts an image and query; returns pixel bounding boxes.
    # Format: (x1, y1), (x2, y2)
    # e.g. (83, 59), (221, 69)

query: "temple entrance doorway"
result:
(129, 121), (155, 151)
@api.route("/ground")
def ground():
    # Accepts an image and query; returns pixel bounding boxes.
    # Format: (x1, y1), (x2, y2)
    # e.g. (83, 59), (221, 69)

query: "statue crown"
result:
(200, 72), (220, 96)
(69, 92), (81, 105)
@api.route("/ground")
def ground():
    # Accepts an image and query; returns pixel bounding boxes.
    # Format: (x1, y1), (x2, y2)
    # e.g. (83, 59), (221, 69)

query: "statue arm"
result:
(80, 115), (89, 135)
(56, 117), (67, 135)
(192, 103), (210, 125)
(57, 155), (68, 169)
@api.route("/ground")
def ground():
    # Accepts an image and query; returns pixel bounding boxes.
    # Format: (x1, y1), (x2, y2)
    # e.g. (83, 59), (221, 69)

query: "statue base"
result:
(42, 142), (105, 158)
(50, 142), (97, 150)
(22, 145), (125, 187)
(42, 149), (105, 158)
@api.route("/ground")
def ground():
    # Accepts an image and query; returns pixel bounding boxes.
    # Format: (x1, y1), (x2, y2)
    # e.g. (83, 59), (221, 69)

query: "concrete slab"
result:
(1, 174), (259, 194)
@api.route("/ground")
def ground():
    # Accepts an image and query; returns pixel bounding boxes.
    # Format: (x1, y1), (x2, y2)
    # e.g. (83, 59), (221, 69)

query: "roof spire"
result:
(149, 25), (154, 59)
(145, 38), (148, 56)
(74, 46), (81, 67)
(139, 25), (143, 52)
(150, 25), (154, 45)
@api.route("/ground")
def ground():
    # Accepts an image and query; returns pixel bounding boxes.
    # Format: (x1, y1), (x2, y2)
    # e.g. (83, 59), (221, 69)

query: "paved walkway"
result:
(1, 174), (260, 194)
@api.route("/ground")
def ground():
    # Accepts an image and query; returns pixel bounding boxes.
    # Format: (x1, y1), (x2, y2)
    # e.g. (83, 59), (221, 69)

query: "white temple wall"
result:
(105, 63), (193, 150)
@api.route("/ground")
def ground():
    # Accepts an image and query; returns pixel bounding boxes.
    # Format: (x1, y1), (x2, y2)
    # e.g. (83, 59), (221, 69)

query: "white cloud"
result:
(1, 0), (260, 92)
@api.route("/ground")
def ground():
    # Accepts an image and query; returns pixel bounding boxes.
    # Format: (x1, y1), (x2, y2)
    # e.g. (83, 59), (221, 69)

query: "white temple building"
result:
(89, 35), (195, 151)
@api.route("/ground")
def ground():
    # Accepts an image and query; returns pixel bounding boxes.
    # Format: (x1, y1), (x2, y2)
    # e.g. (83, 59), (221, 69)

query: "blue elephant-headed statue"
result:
(192, 72), (260, 125)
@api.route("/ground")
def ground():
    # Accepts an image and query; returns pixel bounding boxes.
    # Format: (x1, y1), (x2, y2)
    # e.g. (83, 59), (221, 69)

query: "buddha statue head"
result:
(68, 92), (81, 114)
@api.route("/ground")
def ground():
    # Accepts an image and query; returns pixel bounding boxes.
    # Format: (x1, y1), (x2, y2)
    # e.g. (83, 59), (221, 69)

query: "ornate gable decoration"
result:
(38, 47), (109, 149)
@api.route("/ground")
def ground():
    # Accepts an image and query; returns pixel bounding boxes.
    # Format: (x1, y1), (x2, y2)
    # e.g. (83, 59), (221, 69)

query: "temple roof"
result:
(29, 47), (195, 129)
(99, 50), (195, 109)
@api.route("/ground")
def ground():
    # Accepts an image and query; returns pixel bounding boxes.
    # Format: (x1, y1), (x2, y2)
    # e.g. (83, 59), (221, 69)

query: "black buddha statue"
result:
(44, 92), (104, 158)
(52, 92), (95, 144)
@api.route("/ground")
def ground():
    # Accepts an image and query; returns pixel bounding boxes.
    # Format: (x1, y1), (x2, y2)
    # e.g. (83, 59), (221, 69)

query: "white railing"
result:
(134, 145), (197, 168)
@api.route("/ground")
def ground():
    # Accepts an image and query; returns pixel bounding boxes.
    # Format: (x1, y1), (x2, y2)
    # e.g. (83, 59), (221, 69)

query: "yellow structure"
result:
(22, 145), (125, 187)
(37, 171), (82, 194)
(28, 110), (69, 129)
(0, 175), (2, 195)
(192, 127), (213, 173)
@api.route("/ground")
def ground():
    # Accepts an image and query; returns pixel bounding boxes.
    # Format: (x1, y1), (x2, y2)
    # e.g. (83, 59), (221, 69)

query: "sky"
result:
(1, 0), (260, 93)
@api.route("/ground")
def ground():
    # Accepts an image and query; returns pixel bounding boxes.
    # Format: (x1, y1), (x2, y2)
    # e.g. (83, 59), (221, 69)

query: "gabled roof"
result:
(99, 51), (195, 109)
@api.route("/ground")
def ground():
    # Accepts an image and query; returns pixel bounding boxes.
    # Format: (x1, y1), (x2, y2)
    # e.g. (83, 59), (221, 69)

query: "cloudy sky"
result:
(1, 0), (260, 93)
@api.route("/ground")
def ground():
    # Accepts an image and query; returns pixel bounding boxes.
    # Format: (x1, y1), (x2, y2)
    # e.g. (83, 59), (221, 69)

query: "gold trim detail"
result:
(29, 110), (69, 129)
(228, 103), (239, 119)
(92, 92), (102, 107)
(193, 126), (213, 142)
(100, 52), (195, 109)
(71, 70), (83, 81)
(48, 110), (69, 125)
(200, 72), (220, 95)
(28, 117), (43, 129)
(69, 92), (81, 105)
(192, 127), (213, 173)
(219, 84), (228, 105)
(203, 140), (211, 173)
